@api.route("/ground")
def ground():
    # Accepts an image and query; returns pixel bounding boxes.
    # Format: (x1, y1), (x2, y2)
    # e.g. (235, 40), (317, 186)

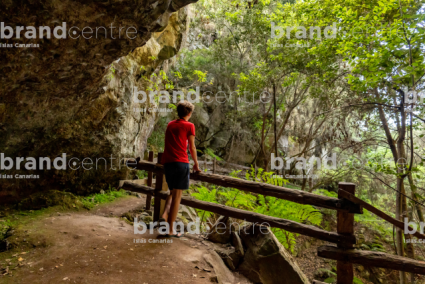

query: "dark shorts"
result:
(164, 162), (190, 190)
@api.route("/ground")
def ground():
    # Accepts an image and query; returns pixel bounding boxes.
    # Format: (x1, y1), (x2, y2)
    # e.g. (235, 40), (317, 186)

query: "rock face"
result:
(207, 216), (232, 244)
(204, 251), (236, 284)
(0, 0), (195, 203)
(214, 245), (243, 271)
(239, 224), (310, 284)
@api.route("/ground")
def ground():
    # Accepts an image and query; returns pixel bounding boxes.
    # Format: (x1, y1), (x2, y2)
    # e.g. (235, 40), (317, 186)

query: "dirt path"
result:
(0, 196), (249, 284)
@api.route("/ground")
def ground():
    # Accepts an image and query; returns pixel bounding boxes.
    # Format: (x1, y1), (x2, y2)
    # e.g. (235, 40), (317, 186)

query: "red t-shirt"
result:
(161, 119), (196, 164)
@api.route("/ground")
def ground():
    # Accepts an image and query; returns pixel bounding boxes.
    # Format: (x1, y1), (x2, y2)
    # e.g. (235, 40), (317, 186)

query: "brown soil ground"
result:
(0, 196), (249, 284)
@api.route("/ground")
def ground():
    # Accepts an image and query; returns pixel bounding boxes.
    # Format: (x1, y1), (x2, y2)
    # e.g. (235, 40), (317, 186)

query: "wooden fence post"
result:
(159, 170), (168, 218)
(145, 151), (154, 210)
(153, 153), (163, 222)
(213, 158), (216, 174)
(337, 182), (356, 284)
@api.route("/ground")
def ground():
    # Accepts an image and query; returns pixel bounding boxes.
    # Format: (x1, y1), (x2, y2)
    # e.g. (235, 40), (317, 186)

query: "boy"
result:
(160, 100), (201, 237)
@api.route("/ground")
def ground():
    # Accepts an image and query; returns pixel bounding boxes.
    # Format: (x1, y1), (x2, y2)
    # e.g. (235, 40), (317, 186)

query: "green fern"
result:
(255, 195), (322, 253)
(246, 167), (288, 186)
(219, 188), (256, 210)
(190, 166), (323, 254)
(251, 167), (322, 253)
(204, 147), (222, 161)
(190, 185), (219, 225)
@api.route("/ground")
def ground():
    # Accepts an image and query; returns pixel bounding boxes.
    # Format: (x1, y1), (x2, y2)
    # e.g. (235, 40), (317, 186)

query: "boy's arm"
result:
(188, 135), (201, 172)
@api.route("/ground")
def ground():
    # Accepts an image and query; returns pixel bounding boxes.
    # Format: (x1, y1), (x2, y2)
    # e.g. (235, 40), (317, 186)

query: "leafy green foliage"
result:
(80, 187), (128, 209)
(136, 170), (148, 179)
(355, 208), (393, 239)
(147, 116), (168, 152)
(314, 189), (338, 198)
(190, 185), (219, 224)
(204, 147), (223, 161)
(353, 277), (365, 284)
(193, 70), (208, 82)
(191, 166), (323, 253)
(245, 167), (288, 187)
(219, 188), (256, 210)
(256, 194), (323, 253)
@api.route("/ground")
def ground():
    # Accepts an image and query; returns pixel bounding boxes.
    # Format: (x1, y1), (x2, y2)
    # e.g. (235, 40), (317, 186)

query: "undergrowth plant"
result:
(80, 187), (128, 209)
(190, 167), (323, 253)
(256, 195), (322, 253)
(190, 185), (219, 230)
(314, 189), (392, 239)
(136, 170), (148, 179)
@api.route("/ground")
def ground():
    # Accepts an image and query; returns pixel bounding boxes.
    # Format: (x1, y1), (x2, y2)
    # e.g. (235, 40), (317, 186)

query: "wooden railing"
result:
(122, 152), (425, 283)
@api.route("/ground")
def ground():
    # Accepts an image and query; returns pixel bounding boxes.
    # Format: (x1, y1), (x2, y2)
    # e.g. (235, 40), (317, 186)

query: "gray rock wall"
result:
(0, 0), (194, 203)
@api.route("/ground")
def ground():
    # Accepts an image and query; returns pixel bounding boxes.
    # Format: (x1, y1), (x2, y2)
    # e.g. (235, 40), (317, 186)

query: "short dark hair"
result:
(177, 101), (194, 118)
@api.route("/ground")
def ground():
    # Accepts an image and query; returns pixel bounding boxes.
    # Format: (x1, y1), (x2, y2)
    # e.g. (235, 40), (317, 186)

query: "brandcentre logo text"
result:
(0, 22), (137, 40)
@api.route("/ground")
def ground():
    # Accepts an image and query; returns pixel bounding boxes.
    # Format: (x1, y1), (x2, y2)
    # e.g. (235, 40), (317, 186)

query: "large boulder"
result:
(214, 246), (243, 271)
(203, 251), (235, 284)
(239, 224), (310, 284)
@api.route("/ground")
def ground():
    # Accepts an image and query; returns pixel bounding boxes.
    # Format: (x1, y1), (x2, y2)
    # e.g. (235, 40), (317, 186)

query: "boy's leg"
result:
(161, 194), (173, 221)
(167, 189), (183, 236)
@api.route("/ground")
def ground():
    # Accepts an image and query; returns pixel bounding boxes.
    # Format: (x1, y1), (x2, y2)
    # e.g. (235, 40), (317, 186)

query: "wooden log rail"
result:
(122, 182), (357, 245)
(318, 245), (425, 275)
(339, 189), (425, 240)
(126, 159), (362, 214)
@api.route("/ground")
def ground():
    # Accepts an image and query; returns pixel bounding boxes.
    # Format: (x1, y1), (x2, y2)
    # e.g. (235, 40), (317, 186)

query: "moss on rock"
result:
(18, 190), (83, 210)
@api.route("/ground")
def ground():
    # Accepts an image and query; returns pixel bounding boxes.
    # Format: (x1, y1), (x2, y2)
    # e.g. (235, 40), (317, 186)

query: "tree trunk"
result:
(402, 180), (416, 283)
(396, 88), (408, 284)
(273, 82), (278, 171)
(408, 172), (424, 222)
(396, 177), (407, 284)
(376, 89), (407, 283)
(301, 168), (307, 191)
